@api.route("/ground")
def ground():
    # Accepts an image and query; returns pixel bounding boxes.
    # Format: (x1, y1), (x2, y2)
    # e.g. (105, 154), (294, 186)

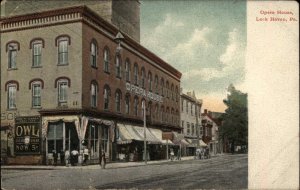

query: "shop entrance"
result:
(47, 121), (79, 164)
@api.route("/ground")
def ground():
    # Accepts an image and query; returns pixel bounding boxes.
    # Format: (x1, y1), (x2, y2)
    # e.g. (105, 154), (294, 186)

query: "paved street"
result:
(2, 154), (247, 190)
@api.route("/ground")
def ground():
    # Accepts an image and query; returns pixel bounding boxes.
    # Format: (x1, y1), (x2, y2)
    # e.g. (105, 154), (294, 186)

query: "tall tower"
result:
(1, 0), (140, 42)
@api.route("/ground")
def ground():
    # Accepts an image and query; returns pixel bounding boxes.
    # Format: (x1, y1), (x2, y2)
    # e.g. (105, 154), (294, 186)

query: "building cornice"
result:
(0, 5), (182, 81)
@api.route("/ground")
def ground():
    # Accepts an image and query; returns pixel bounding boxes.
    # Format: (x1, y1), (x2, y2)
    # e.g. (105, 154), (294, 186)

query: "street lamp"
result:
(142, 100), (147, 164)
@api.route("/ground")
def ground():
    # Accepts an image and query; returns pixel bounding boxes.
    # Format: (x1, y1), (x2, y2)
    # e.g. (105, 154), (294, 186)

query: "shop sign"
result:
(162, 132), (173, 141)
(125, 82), (163, 103)
(15, 116), (41, 155)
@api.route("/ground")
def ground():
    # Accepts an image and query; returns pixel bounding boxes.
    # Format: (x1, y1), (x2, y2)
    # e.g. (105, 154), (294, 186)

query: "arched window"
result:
(154, 75), (158, 94)
(115, 89), (122, 113)
(125, 59), (131, 82)
(148, 72), (152, 91)
(91, 81), (98, 107)
(6, 41), (20, 69)
(56, 35), (70, 65)
(56, 79), (69, 104)
(160, 106), (165, 122)
(171, 84), (174, 100)
(30, 38), (44, 67)
(166, 107), (170, 123)
(103, 47), (110, 73)
(141, 67), (145, 88)
(166, 81), (169, 98)
(103, 85), (111, 110)
(90, 39), (98, 68)
(30, 79), (44, 108)
(134, 63), (139, 85)
(175, 86), (179, 102)
(161, 78), (164, 96)
(115, 55), (122, 78)
(5, 81), (19, 109)
(154, 104), (159, 119)
(134, 96), (139, 116)
(125, 93), (130, 114)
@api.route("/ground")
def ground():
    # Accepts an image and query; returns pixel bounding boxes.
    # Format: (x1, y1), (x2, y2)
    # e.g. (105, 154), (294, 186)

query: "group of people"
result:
(195, 147), (210, 160)
(51, 148), (106, 168)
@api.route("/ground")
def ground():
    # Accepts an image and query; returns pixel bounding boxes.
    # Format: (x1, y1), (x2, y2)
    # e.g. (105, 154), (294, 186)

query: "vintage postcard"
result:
(0, 0), (298, 189)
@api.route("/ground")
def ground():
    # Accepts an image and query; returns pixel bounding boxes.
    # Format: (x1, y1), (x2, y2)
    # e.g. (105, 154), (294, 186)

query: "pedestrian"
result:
(99, 150), (106, 169)
(83, 147), (89, 165)
(170, 149), (174, 161)
(60, 149), (65, 165)
(71, 149), (79, 166)
(65, 149), (70, 166)
(52, 150), (58, 166)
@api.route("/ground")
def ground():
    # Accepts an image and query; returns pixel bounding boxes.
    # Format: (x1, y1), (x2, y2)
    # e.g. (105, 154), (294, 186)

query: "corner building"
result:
(0, 5), (181, 165)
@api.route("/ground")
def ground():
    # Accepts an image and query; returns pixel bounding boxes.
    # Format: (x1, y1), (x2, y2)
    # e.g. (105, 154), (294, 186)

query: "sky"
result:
(140, 0), (246, 112)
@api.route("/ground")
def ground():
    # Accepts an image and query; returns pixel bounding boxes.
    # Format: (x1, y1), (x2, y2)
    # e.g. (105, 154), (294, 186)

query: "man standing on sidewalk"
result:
(100, 150), (106, 169)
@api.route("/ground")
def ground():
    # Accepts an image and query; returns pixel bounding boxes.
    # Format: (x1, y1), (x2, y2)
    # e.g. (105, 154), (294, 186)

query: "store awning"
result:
(117, 124), (161, 144)
(117, 124), (143, 144)
(149, 128), (174, 145)
(133, 126), (161, 144)
(186, 139), (208, 147)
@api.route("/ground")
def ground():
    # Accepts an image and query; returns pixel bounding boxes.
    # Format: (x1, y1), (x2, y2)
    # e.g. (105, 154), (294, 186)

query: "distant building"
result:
(201, 109), (223, 154)
(180, 90), (205, 156)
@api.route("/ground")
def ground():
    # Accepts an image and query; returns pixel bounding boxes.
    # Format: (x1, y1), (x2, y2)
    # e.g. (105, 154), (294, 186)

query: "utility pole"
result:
(143, 100), (147, 164)
(196, 102), (200, 149)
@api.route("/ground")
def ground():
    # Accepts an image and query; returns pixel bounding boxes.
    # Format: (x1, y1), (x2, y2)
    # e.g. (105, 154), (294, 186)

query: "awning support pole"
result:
(143, 101), (147, 165)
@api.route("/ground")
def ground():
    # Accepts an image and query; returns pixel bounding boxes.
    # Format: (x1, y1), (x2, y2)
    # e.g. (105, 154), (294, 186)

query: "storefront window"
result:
(47, 122), (63, 153)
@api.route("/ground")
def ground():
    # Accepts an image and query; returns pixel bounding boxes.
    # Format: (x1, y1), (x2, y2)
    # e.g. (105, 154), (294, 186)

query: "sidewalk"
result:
(1, 156), (195, 170)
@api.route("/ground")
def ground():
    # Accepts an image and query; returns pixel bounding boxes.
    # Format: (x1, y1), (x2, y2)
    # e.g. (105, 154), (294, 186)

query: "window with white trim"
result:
(32, 82), (41, 107)
(134, 64), (139, 85)
(58, 80), (68, 103)
(32, 42), (42, 67)
(125, 60), (131, 82)
(7, 84), (17, 109)
(104, 87), (110, 110)
(115, 90), (121, 113)
(90, 41), (97, 67)
(134, 97), (138, 116)
(125, 95), (130, 114)
(104, 48), (110, 72)
(115, 55), (121, 78)
(58, 39), (68, 65)
(91, 83), (98, 107)
(8, 44), (18, 69)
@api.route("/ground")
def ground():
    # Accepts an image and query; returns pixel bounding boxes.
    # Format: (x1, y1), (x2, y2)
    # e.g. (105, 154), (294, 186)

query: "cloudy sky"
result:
(140, 0), (246, 112)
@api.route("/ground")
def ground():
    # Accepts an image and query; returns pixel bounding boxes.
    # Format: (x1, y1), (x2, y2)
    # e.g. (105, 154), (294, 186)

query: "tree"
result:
(220, 84), (248, 153)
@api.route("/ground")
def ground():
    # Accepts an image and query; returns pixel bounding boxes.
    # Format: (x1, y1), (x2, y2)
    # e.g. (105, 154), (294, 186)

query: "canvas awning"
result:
(186, 139), (207, 147)
(117, 124), (161, 144)
(149, 128), (174, 145)
(133, 126), (161, 144)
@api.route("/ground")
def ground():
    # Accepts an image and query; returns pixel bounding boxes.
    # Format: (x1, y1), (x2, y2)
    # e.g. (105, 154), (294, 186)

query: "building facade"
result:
(0, 5), (181, 165)
(201, 110), (222, 155)
(180, 90), (205, 156)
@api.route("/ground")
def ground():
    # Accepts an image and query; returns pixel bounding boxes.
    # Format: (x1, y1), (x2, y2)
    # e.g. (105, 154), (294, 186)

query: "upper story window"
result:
(103, 85), (110, 110)
(134, 96), (139, 116)
(181, 99), (184, 112)
(6, 83), (18, 109)
(166, 81), (169, 98)
(134, 64), (139, 85)
(91, 81), (98, 108)
(186, 101), (188, 113)
(191, 123), (195, 136)
(125, 59), (131, 82)
(115, 55), (122, 78)
(90, 40), (98, 68)
(187, 122), (190, 135)
(31, 81), (43, 108)
(58, 80), (68, 103)
(160, 106), (164, 122)
(103, 47), (110, 73)
(191, 103), (194, 116)
(175, 86), (179, 102)
(148, 72), (152, 91)
(200, 126), (203, 136)
(125, 94), (130, 114)
(182, 120), (184, 129)
(154, 75), (158, 94)
(30, 39), (44, 67)
(115, 90), (121, 113)
(6, 41), (20, 69)
(56, 35), (70, 65)
(171, 84), (174, 100)
(161, 78), (164, 96)
(141, 68), (145, 88)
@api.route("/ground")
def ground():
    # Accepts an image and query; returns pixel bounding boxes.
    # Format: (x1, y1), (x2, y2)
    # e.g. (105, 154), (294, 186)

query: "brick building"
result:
(0, 3), (181, 164)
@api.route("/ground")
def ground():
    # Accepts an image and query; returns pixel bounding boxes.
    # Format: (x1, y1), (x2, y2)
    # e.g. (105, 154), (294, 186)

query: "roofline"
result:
(0, 5), (182, 80)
